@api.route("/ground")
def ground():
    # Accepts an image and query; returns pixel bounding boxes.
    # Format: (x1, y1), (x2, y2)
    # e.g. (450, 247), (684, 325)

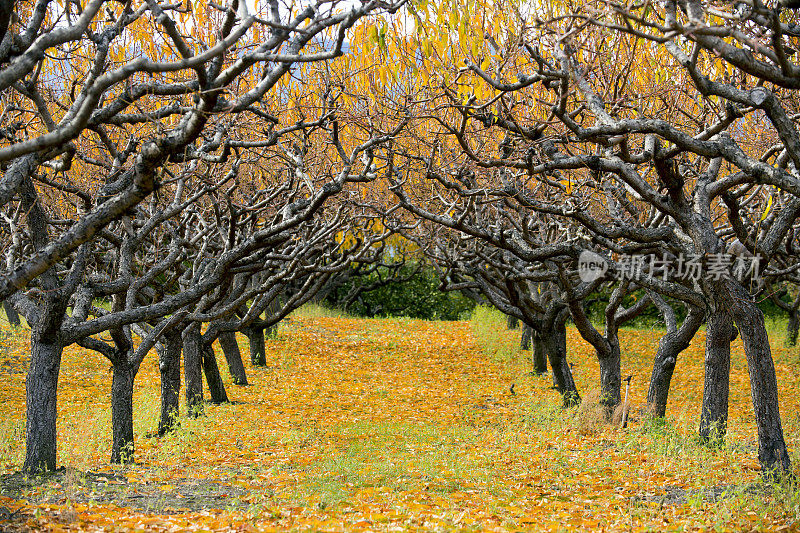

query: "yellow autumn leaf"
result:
(761, 193), (773, 221)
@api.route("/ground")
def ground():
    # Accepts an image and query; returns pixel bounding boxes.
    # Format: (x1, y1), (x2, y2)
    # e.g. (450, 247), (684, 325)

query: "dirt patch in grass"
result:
(1, 468), (251, 513)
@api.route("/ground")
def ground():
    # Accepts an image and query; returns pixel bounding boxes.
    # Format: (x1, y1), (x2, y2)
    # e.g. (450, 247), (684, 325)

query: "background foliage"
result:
(324, 264), (475, 320)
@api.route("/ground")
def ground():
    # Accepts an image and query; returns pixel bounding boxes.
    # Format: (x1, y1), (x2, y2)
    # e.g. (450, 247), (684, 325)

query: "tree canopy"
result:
(2, 0), (800, 483)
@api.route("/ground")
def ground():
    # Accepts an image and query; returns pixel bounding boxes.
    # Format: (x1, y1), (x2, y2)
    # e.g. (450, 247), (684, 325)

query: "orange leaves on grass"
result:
(1, 315), (799, 530)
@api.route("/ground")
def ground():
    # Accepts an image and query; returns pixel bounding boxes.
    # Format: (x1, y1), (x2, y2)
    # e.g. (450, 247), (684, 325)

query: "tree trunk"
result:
(110, 358), (136, 464)
(202, 345), (229, 404)
(183, 323), (204, 417)
(3, 300), (20, 326)
(264, 298), (282, 339)
(244, 325), (266, 366)
(23, 332), (63, 473)
(699, 307), (732, 443)
(787, 311), (799, 347)
(542, 313), (580, 407)
(219, 331), (248, 385)
(158, 331), (181, 436)
(723, 280), (792, 476)
(507, 314), (519, 330)
(646, 313), (703, 419)
(532, 329), (547, 375)
(520, 324), (531, 350)
(597, 338), (622, 413)
(648, 339), (685, 419)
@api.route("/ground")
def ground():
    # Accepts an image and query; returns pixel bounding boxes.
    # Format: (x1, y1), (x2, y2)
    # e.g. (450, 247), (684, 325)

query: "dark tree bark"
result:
(23, 331), (63, 473)
(542, 308), (580, 407)
(110, 358), (136, 463)
(202, 344), (229, 404)
(158, 330), (181, 436)
(648, 351), (679, 418)
(183, 323), (204, 417)
(244, 324), (267, 366)
(507, 314), (519, 330)
(722, 280), (792, 475)
(3, 300), (20, 326)
(0, 0), (15, 46)
(699, 307), (733, 443)
(646, 301), (704, 418)
(264, 298), (282, 339)
(531, 329), (548, 374)
(597, 339), (622, 410)
(219, 331), (248, 385)
(520, 324), (532, 350)
(564, 281), (649, 416)
(18, 164), (72, 473)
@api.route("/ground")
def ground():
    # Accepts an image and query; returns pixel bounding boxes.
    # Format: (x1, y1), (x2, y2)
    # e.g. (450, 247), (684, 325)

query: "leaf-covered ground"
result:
(1, 310), (799, 531)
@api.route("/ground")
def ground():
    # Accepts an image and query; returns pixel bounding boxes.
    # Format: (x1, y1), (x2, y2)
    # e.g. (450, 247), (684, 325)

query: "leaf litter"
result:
(0, 314), (799, 531)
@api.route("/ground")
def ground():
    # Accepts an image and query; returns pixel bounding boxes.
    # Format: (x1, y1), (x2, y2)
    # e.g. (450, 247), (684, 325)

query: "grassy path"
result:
(0, 314), (799, 531)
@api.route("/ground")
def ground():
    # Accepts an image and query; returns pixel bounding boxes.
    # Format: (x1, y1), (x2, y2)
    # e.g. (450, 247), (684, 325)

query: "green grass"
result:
(467, 307), (800, 527)
(289, 303), (351, 319)
(469, 305), (524, 364)
(4, 308), (800, 528)
(297, 420), (494, 506)
(0, 417), (25, 470)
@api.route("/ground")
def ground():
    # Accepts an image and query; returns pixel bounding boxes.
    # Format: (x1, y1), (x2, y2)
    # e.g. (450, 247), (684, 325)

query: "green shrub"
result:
(325, 263), (475, 320)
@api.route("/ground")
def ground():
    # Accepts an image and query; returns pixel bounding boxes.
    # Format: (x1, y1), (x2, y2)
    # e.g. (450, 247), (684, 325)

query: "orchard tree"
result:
(368, 0), (800, 475)
(1, 0), (406, 472)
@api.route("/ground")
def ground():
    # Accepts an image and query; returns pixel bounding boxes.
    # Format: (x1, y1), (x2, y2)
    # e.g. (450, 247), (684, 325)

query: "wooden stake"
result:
(621, 375), (633, 428)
